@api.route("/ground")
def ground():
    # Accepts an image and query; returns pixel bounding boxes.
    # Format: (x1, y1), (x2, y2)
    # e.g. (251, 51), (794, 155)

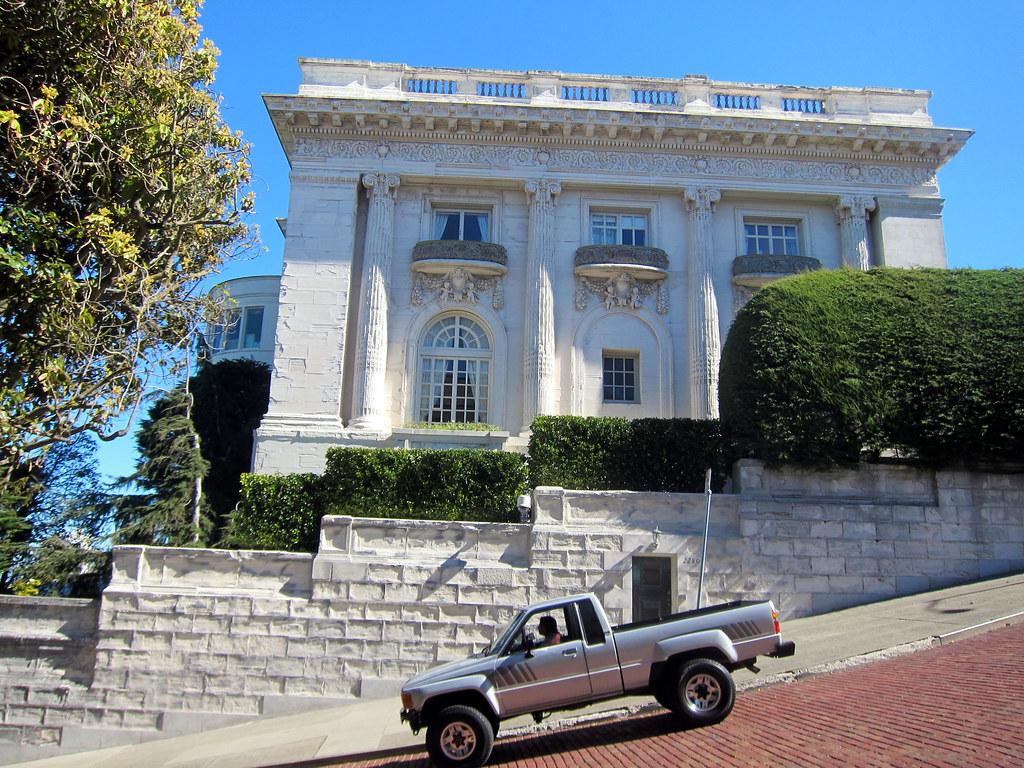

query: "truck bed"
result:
(613, 600), (761, 634)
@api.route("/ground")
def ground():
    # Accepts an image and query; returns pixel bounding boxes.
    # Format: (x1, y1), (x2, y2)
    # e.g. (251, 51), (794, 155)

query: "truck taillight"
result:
(772, 609), (781, 634)
(401, 692), (413, 710)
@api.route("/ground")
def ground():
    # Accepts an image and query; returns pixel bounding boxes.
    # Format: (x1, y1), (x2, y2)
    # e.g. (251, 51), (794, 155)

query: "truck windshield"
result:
(482, 610), (526, 656)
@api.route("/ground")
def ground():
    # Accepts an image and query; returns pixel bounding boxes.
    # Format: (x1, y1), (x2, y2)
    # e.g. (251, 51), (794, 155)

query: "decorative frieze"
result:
(291, 138), (939, 189)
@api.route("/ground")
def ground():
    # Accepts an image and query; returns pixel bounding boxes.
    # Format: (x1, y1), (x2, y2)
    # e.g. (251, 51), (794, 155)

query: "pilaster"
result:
(522, 179), (561, 429)
(684, 187), (722, 420)
(349, 172), (401, 434)
(835, 195), (876, 271)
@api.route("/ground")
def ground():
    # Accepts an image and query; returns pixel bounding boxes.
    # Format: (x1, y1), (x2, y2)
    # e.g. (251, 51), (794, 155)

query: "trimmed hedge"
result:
(229, 447), (528, 552)
(229, 473), (325, 552)
(720, 268), (1024, 466)
(321, 447), (528, 522)
(528, 415), (726, 492)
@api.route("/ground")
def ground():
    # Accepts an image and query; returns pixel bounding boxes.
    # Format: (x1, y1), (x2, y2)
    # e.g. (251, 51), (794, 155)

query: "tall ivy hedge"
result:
(720, 268), (1024, 466)
(528, 415), (726, 492)
(229, 447), (528, 551)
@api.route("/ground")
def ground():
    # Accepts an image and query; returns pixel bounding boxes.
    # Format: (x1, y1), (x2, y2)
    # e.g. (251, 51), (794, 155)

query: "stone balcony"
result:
(574, 245), (669, 280)
(732, 254), (821, 288)
(411, 240), (508, 277)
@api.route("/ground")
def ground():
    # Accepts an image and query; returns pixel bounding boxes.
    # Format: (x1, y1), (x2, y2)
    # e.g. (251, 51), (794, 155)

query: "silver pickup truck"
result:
(400, 592), (796, 767)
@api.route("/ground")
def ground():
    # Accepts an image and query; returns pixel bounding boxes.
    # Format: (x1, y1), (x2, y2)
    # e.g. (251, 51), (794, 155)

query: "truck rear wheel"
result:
(426, 704), (494, 768)
(669, 658), (735, 727)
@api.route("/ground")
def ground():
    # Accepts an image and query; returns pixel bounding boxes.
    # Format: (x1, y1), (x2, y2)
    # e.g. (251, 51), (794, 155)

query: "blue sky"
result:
(97, 0), (1024, 478)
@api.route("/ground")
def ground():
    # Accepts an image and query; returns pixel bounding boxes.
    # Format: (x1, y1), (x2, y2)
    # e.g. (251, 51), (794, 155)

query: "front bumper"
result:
(400, 708), (422, 733)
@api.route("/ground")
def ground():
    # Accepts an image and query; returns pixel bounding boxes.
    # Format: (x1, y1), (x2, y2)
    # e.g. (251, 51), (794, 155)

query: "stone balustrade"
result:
(295, 59), (934, 127)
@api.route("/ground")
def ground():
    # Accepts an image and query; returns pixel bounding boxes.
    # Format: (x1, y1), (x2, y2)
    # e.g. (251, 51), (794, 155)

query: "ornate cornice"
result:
(268, 94), (969, 170)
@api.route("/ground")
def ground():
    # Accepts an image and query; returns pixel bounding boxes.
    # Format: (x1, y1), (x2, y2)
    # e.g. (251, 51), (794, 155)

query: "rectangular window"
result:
(221, 308), (242, 350)
(744, 220), (801, 256)
(435, 211), (489, 242)
(591, 213), (647, 246)
(242, 306), (264, 348)
(603, 353), (638, 403)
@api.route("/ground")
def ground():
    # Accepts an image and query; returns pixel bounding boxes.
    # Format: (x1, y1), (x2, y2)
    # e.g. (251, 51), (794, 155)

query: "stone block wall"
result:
(1, 460), (1022, 761)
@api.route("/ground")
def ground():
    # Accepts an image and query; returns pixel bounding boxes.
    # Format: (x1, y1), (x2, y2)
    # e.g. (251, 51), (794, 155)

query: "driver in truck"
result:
(536, 615), (562, 647)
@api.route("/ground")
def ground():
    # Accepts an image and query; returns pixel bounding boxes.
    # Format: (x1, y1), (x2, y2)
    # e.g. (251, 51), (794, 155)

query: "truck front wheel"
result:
(426, 705), (494, 768)
(669, 658), (735, 728)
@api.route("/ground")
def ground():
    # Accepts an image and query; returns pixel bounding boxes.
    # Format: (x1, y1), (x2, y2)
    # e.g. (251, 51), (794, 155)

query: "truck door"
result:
(491, 606), (592, 716)
(575, 598), (624, 699)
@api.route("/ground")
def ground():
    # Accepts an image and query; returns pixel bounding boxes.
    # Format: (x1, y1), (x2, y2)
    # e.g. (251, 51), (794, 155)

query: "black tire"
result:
(426, 705), (495, 768)
(669, 658), (735, 727)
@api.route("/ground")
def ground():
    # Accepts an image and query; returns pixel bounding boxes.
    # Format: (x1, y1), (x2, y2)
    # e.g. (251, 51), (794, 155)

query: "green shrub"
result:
(228, 473), (326, 552)
(720, 268), (1024, 466)
(528, 416), (726, 492)
(322, 447), (528, 523)
(230, 448), (528, 551)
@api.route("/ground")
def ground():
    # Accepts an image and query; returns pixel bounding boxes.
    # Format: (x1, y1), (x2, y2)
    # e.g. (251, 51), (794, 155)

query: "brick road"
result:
(339, 622), (1024, 768)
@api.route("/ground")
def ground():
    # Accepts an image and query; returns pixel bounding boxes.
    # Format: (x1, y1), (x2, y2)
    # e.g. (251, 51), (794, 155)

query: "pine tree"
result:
(112, 389), (210, 546)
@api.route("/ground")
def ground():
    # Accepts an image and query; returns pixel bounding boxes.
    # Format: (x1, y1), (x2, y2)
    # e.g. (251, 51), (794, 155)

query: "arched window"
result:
(417, 315), (492, 424)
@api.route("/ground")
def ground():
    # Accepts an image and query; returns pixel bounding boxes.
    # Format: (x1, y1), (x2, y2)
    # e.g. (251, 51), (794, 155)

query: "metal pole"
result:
(696, 468), (712, 609)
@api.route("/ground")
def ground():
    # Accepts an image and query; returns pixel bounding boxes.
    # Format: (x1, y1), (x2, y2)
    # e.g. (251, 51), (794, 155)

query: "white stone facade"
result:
(252, 60), (971, 474)
(2, 462), (1021, 762)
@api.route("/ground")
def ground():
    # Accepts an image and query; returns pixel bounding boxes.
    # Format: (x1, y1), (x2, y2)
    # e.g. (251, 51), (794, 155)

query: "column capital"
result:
(362, 172), (401, 199)
(683, 186), (721, 213)
(525, 179), (561, 205)
(834, 195), (876, 222)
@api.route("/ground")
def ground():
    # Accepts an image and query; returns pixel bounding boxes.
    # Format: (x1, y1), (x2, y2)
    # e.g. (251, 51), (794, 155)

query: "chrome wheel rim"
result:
(684, 672), (722, 712)
(440, 720), (477, 759)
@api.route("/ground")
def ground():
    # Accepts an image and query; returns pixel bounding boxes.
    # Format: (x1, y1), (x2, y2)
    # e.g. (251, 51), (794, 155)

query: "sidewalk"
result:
(11, 572), (1024, 768)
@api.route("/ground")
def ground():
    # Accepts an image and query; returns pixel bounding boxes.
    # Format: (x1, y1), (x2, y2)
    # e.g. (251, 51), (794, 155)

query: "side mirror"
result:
(523, 633), (536, 659)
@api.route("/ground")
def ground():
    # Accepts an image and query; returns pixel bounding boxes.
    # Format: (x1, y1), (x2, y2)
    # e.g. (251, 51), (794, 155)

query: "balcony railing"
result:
(575, 245), (669, 271)
(412, 240), (508, 267)
(732, 254), (821, 287)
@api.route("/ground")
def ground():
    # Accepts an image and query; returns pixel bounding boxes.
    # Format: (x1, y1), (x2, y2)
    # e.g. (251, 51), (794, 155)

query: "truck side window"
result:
(577, 600), (606, 645)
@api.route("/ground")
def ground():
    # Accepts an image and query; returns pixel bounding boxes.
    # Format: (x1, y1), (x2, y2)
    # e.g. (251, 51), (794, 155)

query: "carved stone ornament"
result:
(575, 272), (667, 314)
(412, 267), (504, 310)
(295, 139), (937, 189)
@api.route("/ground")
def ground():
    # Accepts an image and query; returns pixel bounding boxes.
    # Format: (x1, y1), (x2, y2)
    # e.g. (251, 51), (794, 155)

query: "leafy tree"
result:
(188, 358), (271, 540)
(1, 434), (110, 595)
(0, 0), (253, 497)
(111, 388), (210, 546)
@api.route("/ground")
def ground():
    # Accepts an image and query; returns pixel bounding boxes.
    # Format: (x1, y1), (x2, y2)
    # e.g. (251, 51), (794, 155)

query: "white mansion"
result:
(212, 59), (971, 475)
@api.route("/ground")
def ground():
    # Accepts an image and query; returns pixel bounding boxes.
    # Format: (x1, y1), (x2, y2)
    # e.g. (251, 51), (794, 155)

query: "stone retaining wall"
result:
(1, 460), (1021, 762)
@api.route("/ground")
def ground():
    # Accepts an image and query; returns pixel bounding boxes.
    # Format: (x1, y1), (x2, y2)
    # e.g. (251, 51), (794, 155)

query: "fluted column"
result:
(349, 172), (400, 433)
(522, 179), (561, 429)
(684, 187), (722, 420)
(835, 195), (876, 271)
